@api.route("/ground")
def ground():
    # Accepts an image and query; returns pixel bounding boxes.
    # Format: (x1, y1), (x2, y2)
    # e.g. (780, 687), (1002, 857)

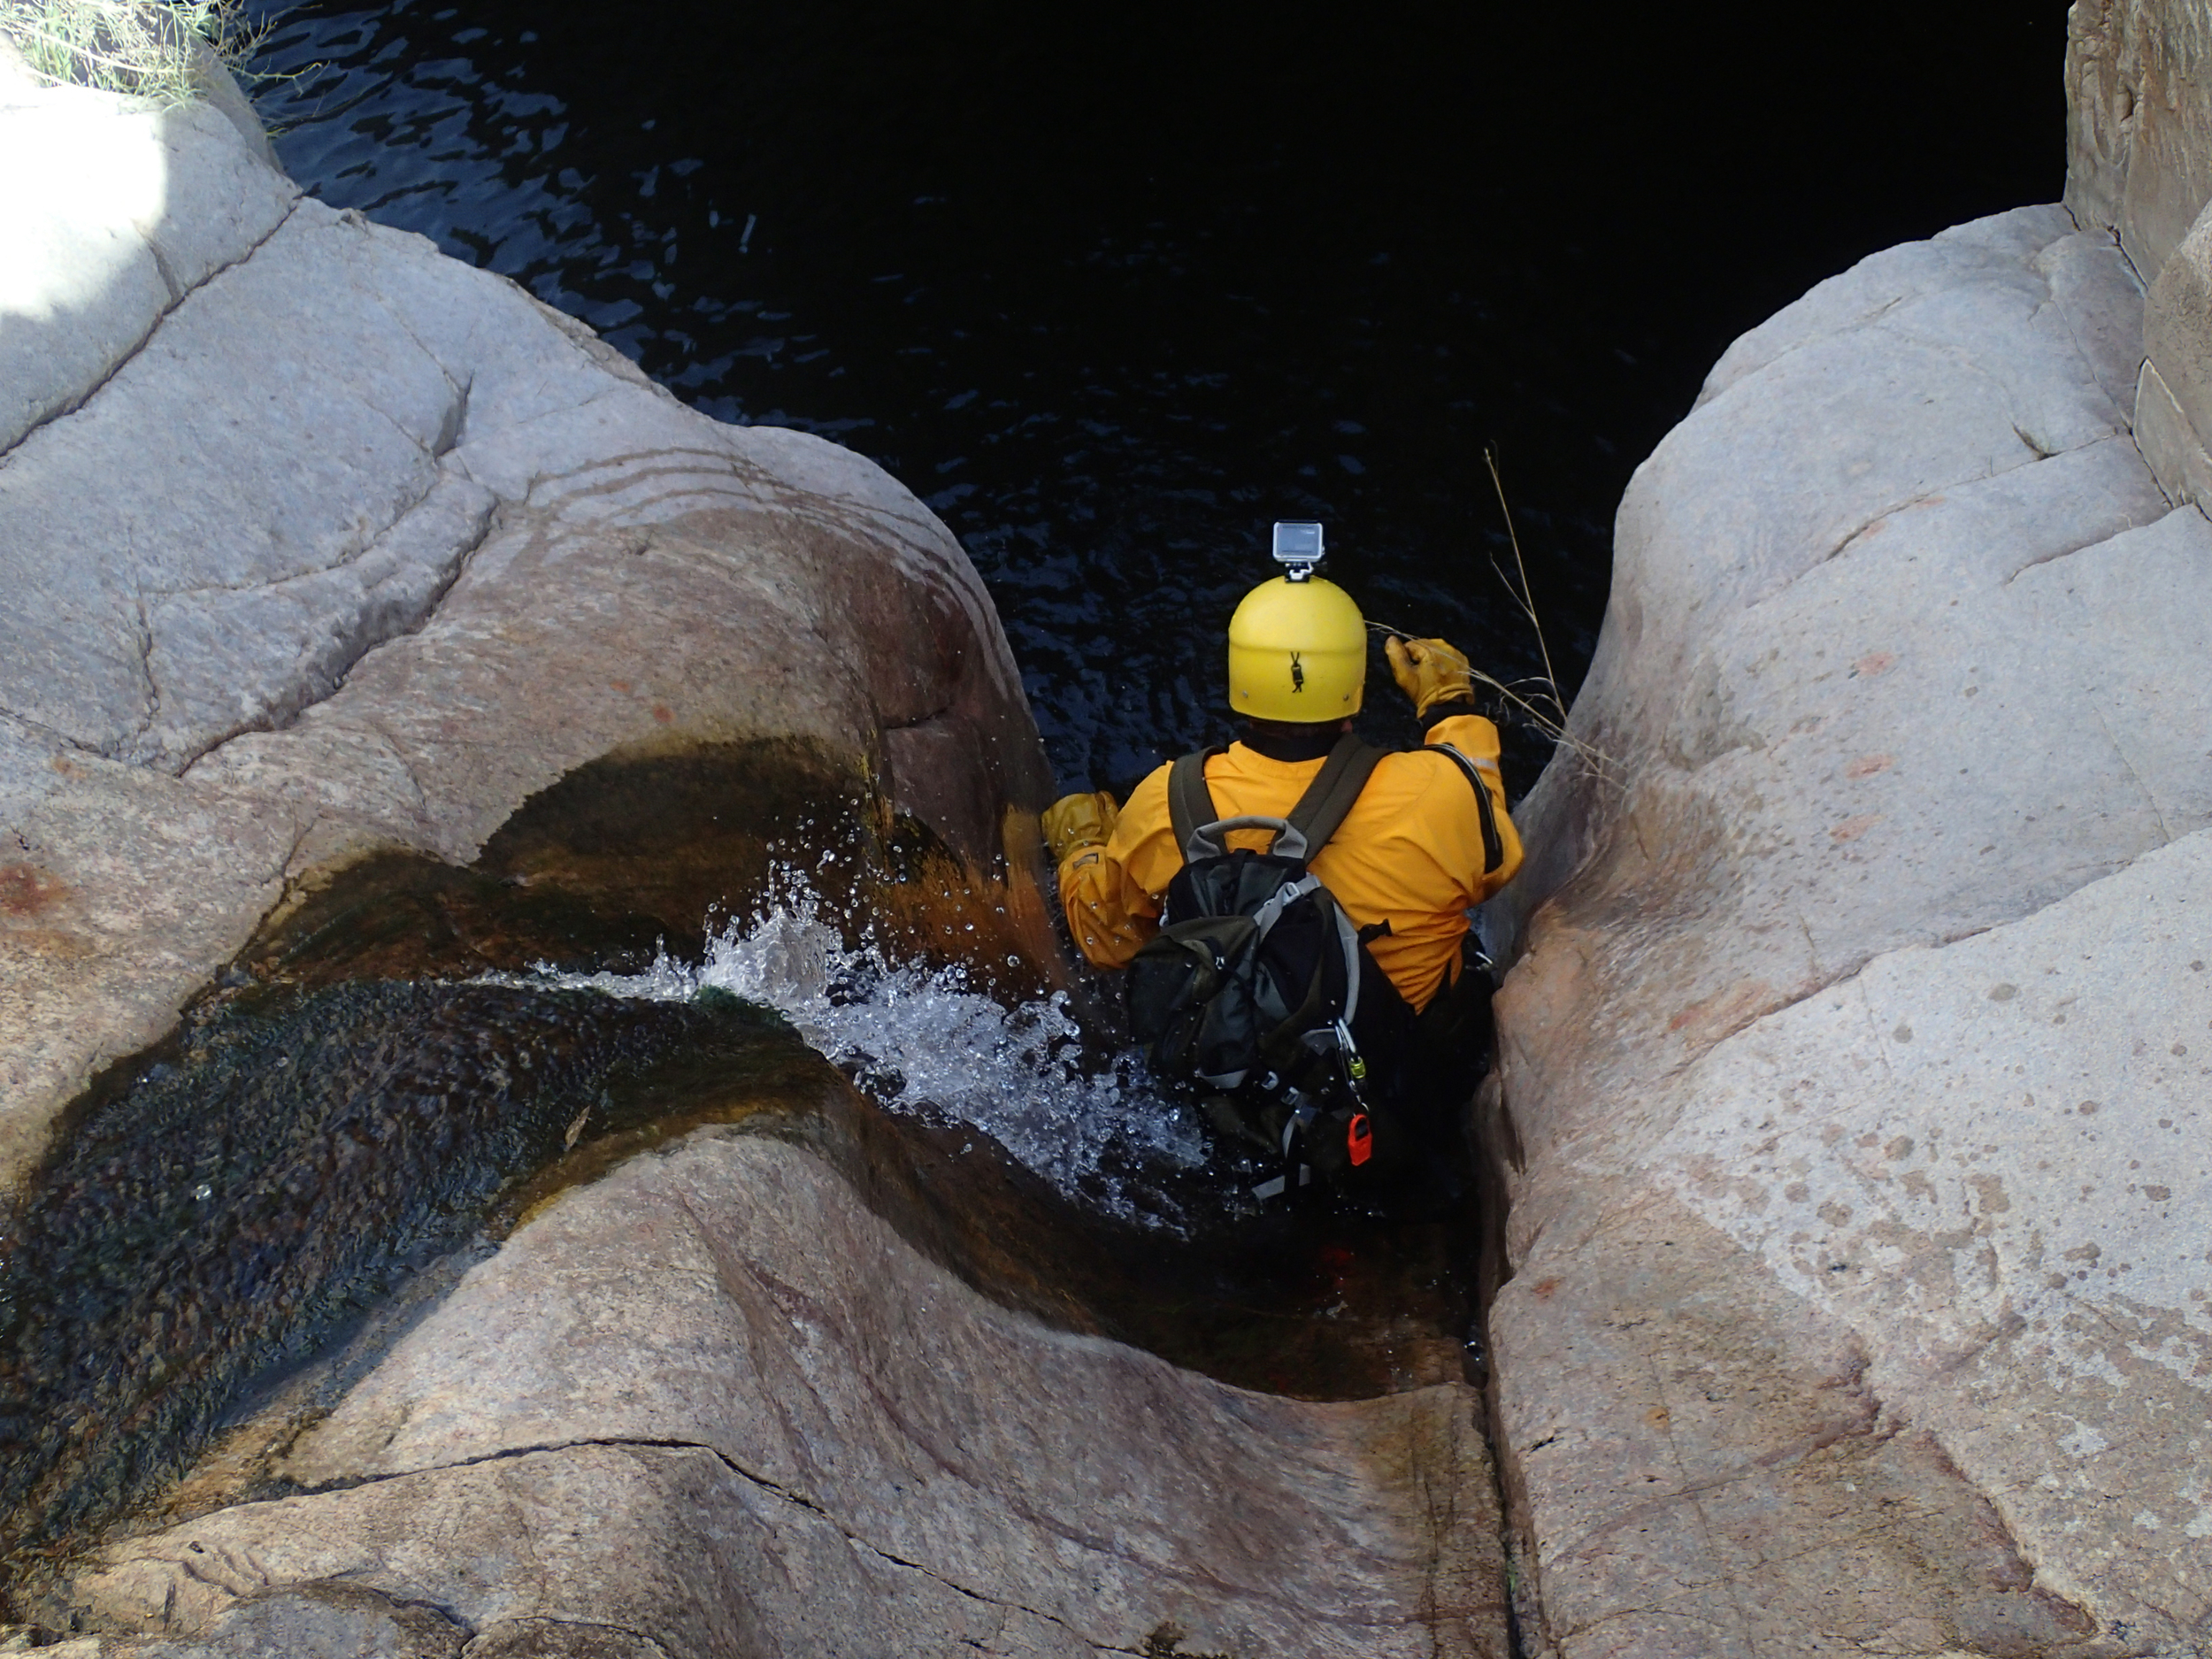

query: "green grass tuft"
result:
(0, 0), (260, 105)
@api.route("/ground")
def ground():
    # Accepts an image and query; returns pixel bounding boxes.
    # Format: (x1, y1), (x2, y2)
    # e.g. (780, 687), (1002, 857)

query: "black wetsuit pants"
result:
(1351, 938), (1495, 1177)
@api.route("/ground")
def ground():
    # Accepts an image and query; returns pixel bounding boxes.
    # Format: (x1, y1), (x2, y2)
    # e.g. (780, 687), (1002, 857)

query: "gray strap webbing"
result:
(1285, 733), (1389, 860)
(1249, 872), (1322, 936)
(1184, 815), (1308, 864)
(1332, 904), (1363, 1032)
(1166, 747), (1225, 858)
(1251, 1165), (1312, 1202)
(1168, 735), (1384, 865)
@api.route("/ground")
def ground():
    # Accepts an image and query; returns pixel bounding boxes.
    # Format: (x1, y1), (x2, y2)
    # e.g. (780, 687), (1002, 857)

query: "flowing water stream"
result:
(0, 757), (1476, 1591)
(497, 879), (1212, 1230)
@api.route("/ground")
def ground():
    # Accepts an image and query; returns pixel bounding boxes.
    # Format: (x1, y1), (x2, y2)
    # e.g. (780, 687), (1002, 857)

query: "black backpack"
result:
(1125, 733), (1392, 1200)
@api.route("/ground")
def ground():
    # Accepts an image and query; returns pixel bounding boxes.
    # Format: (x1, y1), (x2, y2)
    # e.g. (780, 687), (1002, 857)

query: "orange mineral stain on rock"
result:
(1666, 978), (1780, 1048)
(1830, 813), (1883, 844)
(651, 704), (673, 724)
(1852, 651), (1897, 678)
(1845, 753), (1894, 779)
(0, 864), (70, 918)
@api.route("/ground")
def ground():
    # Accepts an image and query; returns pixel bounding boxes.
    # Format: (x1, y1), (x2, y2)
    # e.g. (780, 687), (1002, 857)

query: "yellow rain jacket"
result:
(1057, 712), (1523, 1012)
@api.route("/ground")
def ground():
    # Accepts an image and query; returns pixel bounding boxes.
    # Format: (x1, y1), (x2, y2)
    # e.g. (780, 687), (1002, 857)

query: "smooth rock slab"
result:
(1, 81), (1055, 1194)
(1660, 830), (2212, 1635)
(1492, 204), (2212, 1656)
(69, 1133), (1509, 1659)
(0, 50), (297, 454)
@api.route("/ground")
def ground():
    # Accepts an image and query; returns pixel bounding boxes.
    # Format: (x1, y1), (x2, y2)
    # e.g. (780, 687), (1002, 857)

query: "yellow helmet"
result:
(1226, 576), (1365, 721)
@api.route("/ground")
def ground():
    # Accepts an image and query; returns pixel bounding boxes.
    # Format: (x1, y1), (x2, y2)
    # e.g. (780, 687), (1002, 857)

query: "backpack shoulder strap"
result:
(1286, 733), (1389, 858)
(1430, 742), (1507, 874)
(1165, 747), (1225, 856)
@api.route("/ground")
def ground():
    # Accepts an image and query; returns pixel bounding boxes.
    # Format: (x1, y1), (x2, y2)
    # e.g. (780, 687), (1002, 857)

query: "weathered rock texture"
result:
(2066, 0), (2212, 278)
(0, 58), (1055, 1193)
(1490, 204), (2212, 1656)
(63, 1131), (1506, 1658)
(2068, 0), (2212, 507)
(2, 57), (1511, 1659)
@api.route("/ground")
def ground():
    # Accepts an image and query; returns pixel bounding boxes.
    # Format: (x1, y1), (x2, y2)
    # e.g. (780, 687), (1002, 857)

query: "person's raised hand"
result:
(1042, 790), (1119, 864)
(1385, 635), (1476, 718)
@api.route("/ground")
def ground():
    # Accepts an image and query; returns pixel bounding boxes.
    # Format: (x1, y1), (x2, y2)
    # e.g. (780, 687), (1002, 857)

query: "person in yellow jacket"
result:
(1042, 574), (1524, 1025)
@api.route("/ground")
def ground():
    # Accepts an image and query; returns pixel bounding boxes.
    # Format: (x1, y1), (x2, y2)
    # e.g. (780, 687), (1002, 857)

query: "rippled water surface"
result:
(246, 1), (2067, 795)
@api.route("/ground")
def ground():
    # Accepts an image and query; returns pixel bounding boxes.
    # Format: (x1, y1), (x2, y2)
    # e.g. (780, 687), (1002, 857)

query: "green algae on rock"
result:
(0, 979), (818, 1563)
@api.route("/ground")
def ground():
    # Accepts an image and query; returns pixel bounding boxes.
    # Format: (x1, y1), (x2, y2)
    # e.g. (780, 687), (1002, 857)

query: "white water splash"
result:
(498, 882), (1209, 1226)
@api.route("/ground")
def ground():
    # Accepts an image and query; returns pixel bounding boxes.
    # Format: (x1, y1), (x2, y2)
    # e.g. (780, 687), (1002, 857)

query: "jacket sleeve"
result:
(1054, 764), (1174, 969)
(1056, 846), (1159, 967)
(1425, 711), (1525, 902)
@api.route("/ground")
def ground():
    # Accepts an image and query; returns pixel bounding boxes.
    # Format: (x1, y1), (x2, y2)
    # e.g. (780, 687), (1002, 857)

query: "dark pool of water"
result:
(245, 0), (2070, 798)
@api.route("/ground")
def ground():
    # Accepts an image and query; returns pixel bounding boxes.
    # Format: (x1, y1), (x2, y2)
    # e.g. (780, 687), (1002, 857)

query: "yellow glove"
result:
(1385, 635), (1477, 718)
(1042, 790), (1118, 865)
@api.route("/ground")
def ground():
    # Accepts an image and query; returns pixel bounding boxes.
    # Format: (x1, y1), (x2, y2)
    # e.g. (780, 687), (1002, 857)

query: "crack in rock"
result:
(263, 1432), (1446, 1655)
(154, 465), (499, 774)
(4, 196), (303, 461)
(272, 1436), (1151, 1654)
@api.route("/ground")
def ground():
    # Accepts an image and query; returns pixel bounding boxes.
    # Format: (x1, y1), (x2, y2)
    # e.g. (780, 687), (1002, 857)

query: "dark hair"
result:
(1246, 716), (1353, 740)
(1240, 715), (1353, 761)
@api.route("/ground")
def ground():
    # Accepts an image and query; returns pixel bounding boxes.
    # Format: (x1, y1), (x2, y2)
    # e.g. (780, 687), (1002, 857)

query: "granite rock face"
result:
(2067, 0), (2212, 510)
(64, 1133), (1508, 1659)
(1490, 204), (2212, 1657)
(0, 39), (293, 456)
(0, 67), (1055, 1192)
(2065, 0), (2212, 280)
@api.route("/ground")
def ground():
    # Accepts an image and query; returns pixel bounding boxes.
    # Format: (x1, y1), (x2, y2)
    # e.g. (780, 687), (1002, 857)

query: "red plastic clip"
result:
(1347, 1113), (1372, 1166)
